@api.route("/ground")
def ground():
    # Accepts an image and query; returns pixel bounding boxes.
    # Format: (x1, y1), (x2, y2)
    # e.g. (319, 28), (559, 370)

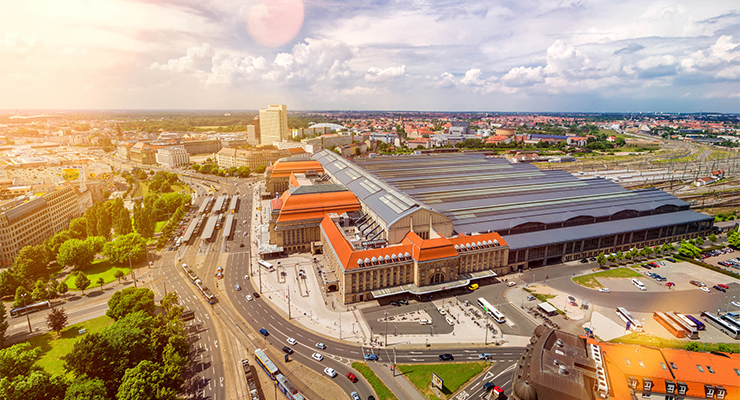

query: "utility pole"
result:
(384, 310), (388, 347)
(129, 254), (137, 288)
(22, 294), (32, 333)
(484, 311), (489, 345)
(287, 287), (291, 319)
(393, 347), (397, 377)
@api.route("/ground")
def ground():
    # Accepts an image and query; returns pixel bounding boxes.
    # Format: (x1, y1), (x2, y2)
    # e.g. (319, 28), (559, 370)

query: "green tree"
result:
(708, 233), (717, 243)
(695, 236), (705, 246)
(85, 236), (106, 255)
(729, 231), (740, 248)
(97, 206), (112, 239)
(236, 166), (251, 178)
(685, 342), (701, 351)
(106, 287), (155, 321)
(47, 230), (72, 256)
(0, 302), (8, 348)
(96, 277), (105, 292)
(32, 279), (49, 302)
(13, 244), (53, 279)
(678, 240), (702, 258)
(0, 342), (41, 378)
(46, 307), (68, 336)
(64, 377), (107, 400)
(57, 281), (68, 300)
(68, 217), (88, 240)
(116, 361), (178, 400)
(596, 253), (606, 268)
(56, 239), (94, 270)
(116, 207), (133, 236)
(75, 272), (91, 295)
(717, 343), (731, 353)
(114, 269), (125, 284)
(0, 270), (20, 298)
(103, 233), (147, 265)
(13, 286), (31, 309)
(606, 254), (616, 266)
(255, 165), (266, 173)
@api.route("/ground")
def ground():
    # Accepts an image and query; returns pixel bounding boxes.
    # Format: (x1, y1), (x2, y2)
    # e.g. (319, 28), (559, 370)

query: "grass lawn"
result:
(63, 260), (130, 291)
(397, 362), (486, 400)
(171, 183), (193, 194)
(352, 362), (398, 400)
(155, 220), (167, 232)
(28, 315), (114, 376)
(612, 333), (740, 353)
(572, 268), (642, 289)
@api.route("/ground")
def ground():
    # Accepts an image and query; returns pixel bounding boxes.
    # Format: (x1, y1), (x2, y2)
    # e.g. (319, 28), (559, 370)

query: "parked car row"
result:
(717, 257), (740, 269)
(647, 272), (667, 282)
(702, 248), (734, 259)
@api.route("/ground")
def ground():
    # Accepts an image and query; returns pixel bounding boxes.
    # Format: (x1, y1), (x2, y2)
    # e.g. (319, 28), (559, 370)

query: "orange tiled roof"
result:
(270, 160), (323, 179)
(276, 190), (360, 224)
(401, 231), (458, 262)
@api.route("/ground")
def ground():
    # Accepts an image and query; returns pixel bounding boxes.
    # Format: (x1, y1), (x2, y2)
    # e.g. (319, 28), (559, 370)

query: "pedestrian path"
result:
(366, 360), (426, 400)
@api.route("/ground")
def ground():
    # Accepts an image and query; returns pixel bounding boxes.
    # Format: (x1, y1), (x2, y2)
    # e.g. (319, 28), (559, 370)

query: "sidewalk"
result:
(367, 361), (426, 400)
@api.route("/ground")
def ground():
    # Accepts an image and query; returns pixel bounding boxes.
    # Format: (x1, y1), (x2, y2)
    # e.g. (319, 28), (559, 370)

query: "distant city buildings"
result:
(259, 104), (289, 145)
(215, 146), (290, 170)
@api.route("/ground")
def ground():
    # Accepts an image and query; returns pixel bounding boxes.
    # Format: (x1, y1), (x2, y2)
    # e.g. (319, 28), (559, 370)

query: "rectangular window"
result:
(660, 363), (667, 370)
(707, 366), (714, 374)
(638, 360), (645, 368)
(624, 359), (631, 366)
(670, 362), (677, 370)
(696, 365), (704, 373)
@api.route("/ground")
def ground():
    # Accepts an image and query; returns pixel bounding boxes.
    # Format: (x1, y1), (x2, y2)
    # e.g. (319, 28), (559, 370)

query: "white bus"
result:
(616, 307), (643, 332)
(477, 297), (506, 323)
(631, 278), (646, 291)
(258, 260), (275, 272)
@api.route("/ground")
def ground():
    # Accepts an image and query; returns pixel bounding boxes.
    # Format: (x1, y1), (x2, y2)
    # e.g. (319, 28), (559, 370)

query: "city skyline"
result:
(1, 0), (739, 112)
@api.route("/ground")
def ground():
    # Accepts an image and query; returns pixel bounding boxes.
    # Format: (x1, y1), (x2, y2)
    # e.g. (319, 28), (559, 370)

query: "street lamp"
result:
(128, 254), (137, 288)
(21, 294), (32, 333)
(384, 310), (388, 347)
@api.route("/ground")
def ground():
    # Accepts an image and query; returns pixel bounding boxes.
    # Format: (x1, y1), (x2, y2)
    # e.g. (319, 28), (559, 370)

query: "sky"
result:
(1, 0), (739, 112)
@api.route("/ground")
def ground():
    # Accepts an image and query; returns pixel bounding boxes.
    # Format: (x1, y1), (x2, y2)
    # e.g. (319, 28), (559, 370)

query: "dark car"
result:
(589, 257), (596, 261)
(282, 346), (293, 354)
(240, 243), (244, 247)
(665, 258), (676, 263)
(713, 284), (727, 292)
(253, 292), (260, 298)
(580, 258), (589, 263)
(398, 299), (408, 305)
(439, 354), (454, 361)
(346, 372), (358, 383)
(389, 301), (400, 307)
(259, 329), (269, 336)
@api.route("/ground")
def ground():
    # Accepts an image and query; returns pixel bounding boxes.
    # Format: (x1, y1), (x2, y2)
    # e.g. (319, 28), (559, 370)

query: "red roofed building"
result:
(268, 184), (361, 253)
(320, 213), (509, 304)
(265, 159), (324, 195)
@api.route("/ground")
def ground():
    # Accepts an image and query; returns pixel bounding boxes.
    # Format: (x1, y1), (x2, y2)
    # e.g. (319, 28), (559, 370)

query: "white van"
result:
(419, 319), (432, 325)
(632, 278), (647, 291)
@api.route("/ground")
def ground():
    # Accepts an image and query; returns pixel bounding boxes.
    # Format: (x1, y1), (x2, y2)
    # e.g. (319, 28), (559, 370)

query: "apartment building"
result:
(182, 139), (222, 155)
(0, 185), (81, 266)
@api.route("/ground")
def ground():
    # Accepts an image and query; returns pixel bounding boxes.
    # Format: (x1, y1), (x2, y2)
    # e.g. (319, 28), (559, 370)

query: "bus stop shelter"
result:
(538, 302), (558, 316)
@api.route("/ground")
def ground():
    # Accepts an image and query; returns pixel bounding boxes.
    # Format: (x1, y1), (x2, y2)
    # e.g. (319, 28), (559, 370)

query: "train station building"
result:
(312, 151), (714, 272)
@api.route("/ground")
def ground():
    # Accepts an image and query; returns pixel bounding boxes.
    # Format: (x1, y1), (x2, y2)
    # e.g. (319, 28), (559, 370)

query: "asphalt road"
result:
(450, 361), (517, 400)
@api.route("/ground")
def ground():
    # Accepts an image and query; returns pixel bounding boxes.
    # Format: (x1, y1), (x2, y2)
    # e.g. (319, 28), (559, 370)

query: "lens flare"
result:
(247, 0), (304, 48)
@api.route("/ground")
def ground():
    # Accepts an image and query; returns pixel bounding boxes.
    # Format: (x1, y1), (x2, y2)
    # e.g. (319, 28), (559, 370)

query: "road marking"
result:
(214, 340), (218, 348)
(410, 358), (424, 361)
(455, 391), (470, 400)
(410, 351), (422, 354)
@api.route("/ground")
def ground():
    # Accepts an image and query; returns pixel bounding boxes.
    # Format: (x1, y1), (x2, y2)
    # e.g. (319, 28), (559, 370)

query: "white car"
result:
(700, 287), (711, 293)
(438, 308), (446, 315)
(287, 338), (297, 345)
(312, 353), (323, 361)
(599, 288), (611, 293)
(246, 295), (253, 301)
(507, 281), (517, 287)
(323, 367), (337, 377)
(315, 342), (326, 350)
(235, 284), (241, 291)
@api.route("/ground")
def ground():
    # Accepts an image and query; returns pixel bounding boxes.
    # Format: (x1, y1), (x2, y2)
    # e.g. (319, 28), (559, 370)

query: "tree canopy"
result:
(106, 287), (156, 321)
(103, 233), (147, 265)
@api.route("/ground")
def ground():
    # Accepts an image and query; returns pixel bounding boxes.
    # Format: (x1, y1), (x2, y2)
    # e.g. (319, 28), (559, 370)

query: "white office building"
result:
(156, 145), (190, 168)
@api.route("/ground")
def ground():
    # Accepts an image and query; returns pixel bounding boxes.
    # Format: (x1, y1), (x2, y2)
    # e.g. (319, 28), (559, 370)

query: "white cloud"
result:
(150, 43), (214, 73)
(0, 32), (39, 54)
(502, 66), (545, 86)
(365, 65), (406, 82)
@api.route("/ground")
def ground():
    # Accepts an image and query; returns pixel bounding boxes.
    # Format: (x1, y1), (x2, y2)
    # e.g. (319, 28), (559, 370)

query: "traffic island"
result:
(396, 361), (487, 400)
(352, 362), (399, 400)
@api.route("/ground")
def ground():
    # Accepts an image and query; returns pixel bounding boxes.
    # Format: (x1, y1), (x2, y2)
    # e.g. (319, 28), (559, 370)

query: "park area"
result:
(26, 315), (114, 376)
(572, 268), (642, 289)
(397, 362), (486, 400)
(62, 260), (131, 291)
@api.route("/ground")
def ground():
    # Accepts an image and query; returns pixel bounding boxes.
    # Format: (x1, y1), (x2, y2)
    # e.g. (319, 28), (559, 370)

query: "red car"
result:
(666, 282), (675, 287)
(717, 283), (729, 290)
(346, 372), (358, 383)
